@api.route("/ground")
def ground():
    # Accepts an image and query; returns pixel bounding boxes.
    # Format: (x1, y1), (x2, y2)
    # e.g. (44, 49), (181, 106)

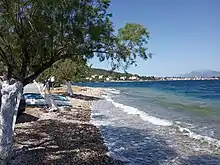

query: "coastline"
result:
(10, 86), (123, 165)
(86, 79), (220, 83)
(83, 82), (220, 164)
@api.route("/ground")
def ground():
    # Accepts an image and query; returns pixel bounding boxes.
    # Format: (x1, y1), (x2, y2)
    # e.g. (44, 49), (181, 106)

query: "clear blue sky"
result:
(89, 0), (220, 76)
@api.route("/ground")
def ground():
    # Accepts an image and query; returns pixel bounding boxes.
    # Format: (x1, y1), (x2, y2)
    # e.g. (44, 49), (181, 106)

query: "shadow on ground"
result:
(16, 113), (39, 124)
(12, 113), (220, 164)
(68, 93), (101, 101)
(10, 120), (124, 165)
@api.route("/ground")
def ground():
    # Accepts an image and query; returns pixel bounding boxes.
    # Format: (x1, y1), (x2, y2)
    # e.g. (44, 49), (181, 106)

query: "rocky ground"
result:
(9, 86), (124, 165)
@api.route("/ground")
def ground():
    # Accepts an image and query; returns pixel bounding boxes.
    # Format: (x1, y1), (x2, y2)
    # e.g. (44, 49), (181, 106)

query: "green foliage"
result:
(0, 62), (7, 76)
(38, 58), (91, 83)
(0, 0), (151, 85)
(87, 68), (156, 82)
(117, 23), (151, 62)
(106, 23), (152, 70)
(0, 0), (113, 84)
(91, 68), (132, 77)
(140, 76), (155, 81)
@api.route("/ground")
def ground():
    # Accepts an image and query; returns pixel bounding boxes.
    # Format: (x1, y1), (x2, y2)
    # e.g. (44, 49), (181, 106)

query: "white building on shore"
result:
(120, 76), (126, 80)
(129, 76), (138, 80)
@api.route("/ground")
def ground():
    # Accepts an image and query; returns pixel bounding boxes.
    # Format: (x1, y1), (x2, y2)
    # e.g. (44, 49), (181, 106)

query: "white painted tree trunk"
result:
(45, 82), (59, 111)
(33, 80), (44, 98)
(12, 88), (22, 132)
(33, 80), (58, 111)
(66, 81), (74, 97)
(0, 81), (22, 165)
(45, 93), (59, 111)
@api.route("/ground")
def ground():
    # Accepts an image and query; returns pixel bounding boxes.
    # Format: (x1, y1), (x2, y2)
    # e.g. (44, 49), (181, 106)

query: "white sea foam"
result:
(90, 120), (112, 127)
(100, 92), (220, 152)
(114, 147), (125, 152)
(103, 94), (220, 148)
(90, 101), (128, 163)
(105, 88), (121, 95)
(176, 125), (220, 147)
(90, 106), (110, 127)
(103, 95), (173, 126)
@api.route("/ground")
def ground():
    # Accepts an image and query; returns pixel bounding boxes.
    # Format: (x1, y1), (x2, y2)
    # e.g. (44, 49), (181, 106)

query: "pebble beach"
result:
(9, 86), (123, 165)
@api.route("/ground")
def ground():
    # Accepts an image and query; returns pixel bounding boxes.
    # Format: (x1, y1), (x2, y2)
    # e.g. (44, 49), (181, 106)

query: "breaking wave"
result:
(102, 92), (220, 148)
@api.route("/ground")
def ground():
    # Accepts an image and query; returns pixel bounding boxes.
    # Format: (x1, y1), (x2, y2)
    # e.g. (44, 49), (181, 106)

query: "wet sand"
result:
(9, 86), (124, 165)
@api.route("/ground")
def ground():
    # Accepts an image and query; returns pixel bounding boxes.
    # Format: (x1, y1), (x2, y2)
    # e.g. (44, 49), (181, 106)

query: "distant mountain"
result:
(180, 70), (220, 77)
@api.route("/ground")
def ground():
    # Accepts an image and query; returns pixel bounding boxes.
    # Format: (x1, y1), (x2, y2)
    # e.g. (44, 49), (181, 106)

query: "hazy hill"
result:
(180, 70), (220, 77)
(91, 68), (133, 77)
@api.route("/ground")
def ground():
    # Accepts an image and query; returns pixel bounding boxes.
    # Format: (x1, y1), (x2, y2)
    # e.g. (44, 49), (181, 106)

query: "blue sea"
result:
(76, 80), (220, 165)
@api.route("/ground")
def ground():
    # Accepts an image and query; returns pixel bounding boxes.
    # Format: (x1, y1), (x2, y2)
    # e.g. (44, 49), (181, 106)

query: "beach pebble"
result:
(10, 87), (122, 165)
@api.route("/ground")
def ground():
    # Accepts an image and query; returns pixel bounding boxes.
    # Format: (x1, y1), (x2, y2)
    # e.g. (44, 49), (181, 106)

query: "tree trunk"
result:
(66, 81), (74, 97)
(12, 87), (22, 132)
(33, 80), (45, 98)
(45, 92), (59, 111)
(33, 80), (58, 111)
(45, 82), (59, 111)
(0, 81), (22, 165)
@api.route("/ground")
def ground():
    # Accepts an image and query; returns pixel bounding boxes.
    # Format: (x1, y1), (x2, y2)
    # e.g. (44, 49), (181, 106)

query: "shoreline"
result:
(10, 86), (123, 165)
(75, 79), (220, 85)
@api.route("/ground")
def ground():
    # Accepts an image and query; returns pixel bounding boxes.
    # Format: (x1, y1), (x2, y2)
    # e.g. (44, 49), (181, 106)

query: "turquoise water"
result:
(77, 80), (220, 101)
(78, 80), (220, 164)
(78, 80), (220, 121)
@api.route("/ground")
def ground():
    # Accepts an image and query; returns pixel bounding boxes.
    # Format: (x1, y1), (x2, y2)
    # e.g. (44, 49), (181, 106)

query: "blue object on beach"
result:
(23, 93), (71, 107)
(23, 93), (44, 99)
(51, 94), (69, 101)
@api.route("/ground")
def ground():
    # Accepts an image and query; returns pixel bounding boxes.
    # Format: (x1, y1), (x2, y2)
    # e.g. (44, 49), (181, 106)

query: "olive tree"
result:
(0, 0), (151, 163)
(38, 57), (90, 96)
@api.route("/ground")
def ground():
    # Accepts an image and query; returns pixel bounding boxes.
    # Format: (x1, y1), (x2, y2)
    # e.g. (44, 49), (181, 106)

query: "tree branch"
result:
(19, 45), (29, 81)
(17, 2), (29, 80)
(23, 55), (63, 86)
(7, 45), (14, 80)
(0, 46), (8, 65)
